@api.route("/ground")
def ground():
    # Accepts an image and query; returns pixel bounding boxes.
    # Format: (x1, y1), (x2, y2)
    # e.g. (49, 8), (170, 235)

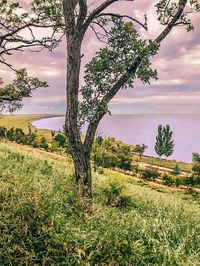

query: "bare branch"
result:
(96, 13), (147, 30)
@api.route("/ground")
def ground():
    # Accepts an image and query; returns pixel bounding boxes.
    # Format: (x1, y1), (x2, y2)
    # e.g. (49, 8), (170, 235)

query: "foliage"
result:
(79, 18), (158, 124)
(99, 176), (132, 207)
(6, 127), (25, 143)
(133, 144), (148, 158)
(93, 136), (132, 170)
(155, 124), (174, 158)
(0, 142), (200, 265)
(192, 163), (200, 184)
(141, 167), (160, 180)
(22, 133), (37, 146)
(162, 173), (174, 186)
(192, 153), (200, 163)
(172, 163), (180, 175)
(0, 126), (7, 138)
(0, 69), (48, 113)
(53, 133), (67, 147)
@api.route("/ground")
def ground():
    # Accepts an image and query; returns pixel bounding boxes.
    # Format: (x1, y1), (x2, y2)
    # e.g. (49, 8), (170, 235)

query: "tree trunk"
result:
(72, 149), (92, 200)
(62, 3), (93, 203)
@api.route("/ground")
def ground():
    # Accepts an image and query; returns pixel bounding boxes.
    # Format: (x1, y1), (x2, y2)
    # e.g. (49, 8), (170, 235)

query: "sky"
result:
(1, 0), (200, 115)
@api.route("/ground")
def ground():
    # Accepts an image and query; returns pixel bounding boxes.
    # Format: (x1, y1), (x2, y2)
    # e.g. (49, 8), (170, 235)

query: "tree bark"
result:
(63, 0), (92, 204)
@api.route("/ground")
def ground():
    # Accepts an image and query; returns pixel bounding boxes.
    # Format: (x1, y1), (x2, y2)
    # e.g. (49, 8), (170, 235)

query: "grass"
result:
(0, 141), (200, 265)
(133, 154), (193, 172)
(0, 114), (62, 140)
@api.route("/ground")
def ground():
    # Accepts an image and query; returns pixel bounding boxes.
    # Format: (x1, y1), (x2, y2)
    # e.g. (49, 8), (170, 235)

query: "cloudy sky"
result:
(1, 0), (200, 115)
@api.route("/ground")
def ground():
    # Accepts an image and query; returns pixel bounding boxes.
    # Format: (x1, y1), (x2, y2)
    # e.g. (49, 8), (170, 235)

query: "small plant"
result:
(100, 177), (132, 207)
(132, 164), (140, 176)
(183, 175), (195, 186)
(192, 163), (200, 184)
(141, 167), (160, 180)
(54, 133), (66, 147)
(162, 173), (174, 186)
(0, 126), (7, 138)
(172, 163), (180, 175)
(174, 177), (182, 187)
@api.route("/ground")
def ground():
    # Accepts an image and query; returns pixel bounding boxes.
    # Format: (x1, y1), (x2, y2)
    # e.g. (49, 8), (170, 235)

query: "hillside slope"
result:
(0, 142), (200, 265)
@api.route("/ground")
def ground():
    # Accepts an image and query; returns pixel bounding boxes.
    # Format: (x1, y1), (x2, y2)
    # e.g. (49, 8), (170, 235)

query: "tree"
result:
(163, 124), (174, 158)
(2, 0), (200, 205)
(155, 125), (174, 158)
(172, 164), (181, 176)
(0, 69), (48, 113)
(133, 144), (148, 159)
(0, 0), (61, 112)
(192, 153), (200, 163)
(155, 125), (165, 158)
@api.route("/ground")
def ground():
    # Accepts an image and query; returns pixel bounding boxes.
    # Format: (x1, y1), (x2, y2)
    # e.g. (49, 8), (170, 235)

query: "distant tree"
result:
(192, 163), (200, 184)
(155, 125), (174, 159)
(54, 134), (66, 147)
(133, 144), (148, 159)
(163, 125), (174, 158)
(172, 164), (180, 176)
(192, 153), (200, 163)
(155, 125), (165, 158)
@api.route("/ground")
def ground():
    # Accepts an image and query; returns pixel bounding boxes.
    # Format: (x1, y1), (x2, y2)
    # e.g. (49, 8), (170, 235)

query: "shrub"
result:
(174, 177), (182, 187)
(0, 126), (7, 138)
(21, 133), (37, 146)
(7, 127), (25, 143)
(93, 137), (132, 171)
(53, 133), (66, 147)
(163, 173), (174, 186)
(39, 136), (49, 150)
(141, 168), (160, 180)
(192, 163), (200, 184)
(172, 164), (180, 175)
(100, 177), (132, 207)
(183, 175), (195, 186)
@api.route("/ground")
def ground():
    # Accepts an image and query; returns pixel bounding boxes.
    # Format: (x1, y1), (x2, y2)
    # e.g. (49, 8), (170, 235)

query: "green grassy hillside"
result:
(0, 114), (61, 140)
(0, 141), (200, 265)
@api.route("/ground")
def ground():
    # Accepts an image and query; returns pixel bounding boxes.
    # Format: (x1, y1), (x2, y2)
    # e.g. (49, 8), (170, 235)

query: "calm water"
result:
(32, 114), (200, 162)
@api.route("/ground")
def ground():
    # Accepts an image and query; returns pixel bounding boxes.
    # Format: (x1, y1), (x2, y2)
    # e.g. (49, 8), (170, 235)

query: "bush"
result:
(174, 177), (182, 187)
(0, 126), (7, 138)
(192, 163), (200, 184)
(172, 164), (180, 175)
(163, 173), (174, 186)
(183, 175), (195, 186)
(100, 177), (132, 207)
(7, 127), (25, 143)
(21, 133), (37, 146)
(53, 133), (66, 147)
(141, 168), (160, 180)
(93, 137), (132, 171)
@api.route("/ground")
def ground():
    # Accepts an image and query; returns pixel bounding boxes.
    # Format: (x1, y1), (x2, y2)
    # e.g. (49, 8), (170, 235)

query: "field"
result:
(0, 141), (200, 265)
(0, 114), (61, 140)
(133, 154), (193, 173)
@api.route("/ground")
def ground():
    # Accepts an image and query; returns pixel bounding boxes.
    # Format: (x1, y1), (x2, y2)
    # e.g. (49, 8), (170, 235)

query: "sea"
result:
(32, 114), (200, 163)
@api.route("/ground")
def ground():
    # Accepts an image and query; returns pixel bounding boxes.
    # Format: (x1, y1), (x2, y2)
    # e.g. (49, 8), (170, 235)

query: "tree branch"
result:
(83, 0), (134, 33)
(96, 13), (147, 30)
(83, 0), (188, 151)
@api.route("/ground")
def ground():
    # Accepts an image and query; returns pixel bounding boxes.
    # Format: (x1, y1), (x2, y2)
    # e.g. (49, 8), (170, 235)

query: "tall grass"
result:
(0, 142), (200, 265)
